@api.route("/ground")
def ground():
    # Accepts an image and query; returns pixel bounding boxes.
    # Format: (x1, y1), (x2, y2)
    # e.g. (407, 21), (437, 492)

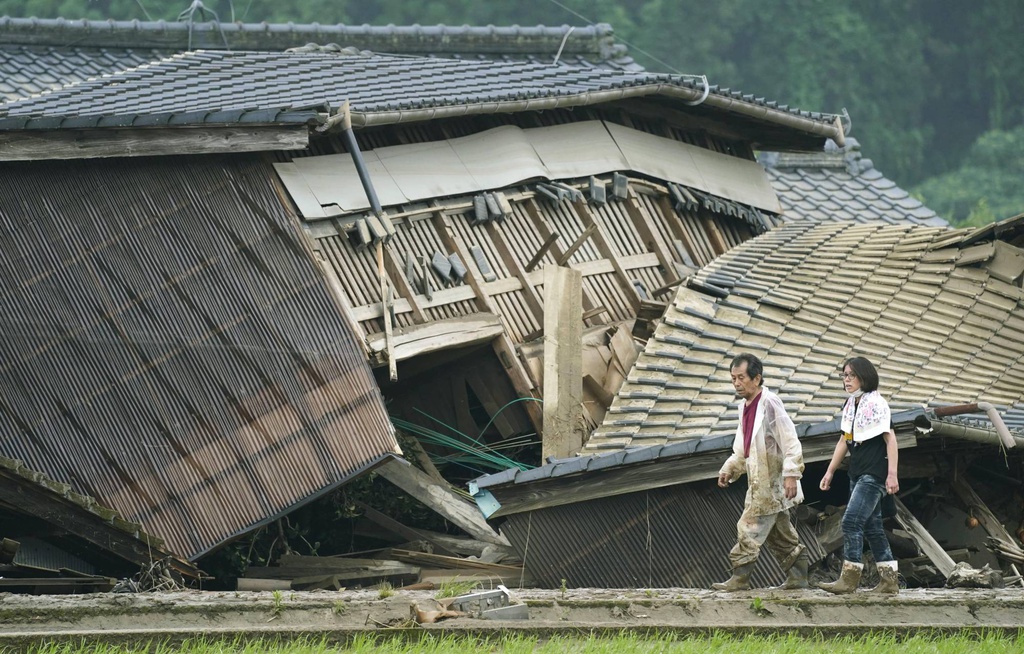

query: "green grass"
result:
(23, 631), (1024, 654)
(434, 577), (479, 599)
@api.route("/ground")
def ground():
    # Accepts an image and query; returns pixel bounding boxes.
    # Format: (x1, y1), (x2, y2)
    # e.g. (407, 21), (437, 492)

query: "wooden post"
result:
(542, 264), (584, 460)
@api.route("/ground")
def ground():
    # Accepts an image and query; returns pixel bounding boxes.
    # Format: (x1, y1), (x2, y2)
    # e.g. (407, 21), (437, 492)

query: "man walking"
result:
(712, 353), (809, 591)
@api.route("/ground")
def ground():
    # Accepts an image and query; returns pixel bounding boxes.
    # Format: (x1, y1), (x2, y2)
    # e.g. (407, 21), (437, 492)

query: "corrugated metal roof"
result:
(0, 20), (641, 103)
(501, 481), (825, 588)
(0, 49), (840, 136)
(583, 218), (1024, 452)
(0, 154), (398, 559)
(761, 138), (949, 228)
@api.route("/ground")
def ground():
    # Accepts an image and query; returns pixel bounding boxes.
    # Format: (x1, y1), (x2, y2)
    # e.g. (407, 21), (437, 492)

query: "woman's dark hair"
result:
(843, 356), (879, 393)
(731, 353), (764, 386)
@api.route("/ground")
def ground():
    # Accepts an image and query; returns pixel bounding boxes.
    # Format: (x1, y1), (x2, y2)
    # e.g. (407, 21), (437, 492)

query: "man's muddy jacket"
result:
(718, 387), (804, 516)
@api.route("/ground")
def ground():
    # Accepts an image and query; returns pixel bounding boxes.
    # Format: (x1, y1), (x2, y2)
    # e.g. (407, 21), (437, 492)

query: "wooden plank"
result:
(524, 232), (561, 272)
(0, 126), (309, 161)
(382, 243), (427, 324)
(555, 223), (598, 266)
(388, 549), (523, 574)
(376, 459), (510, 546)
(365, 313), (504, 361)
(375, 242), (397, 381)
(893, 496), (956, 578)
(574, 201), (642, 312)
(524, 198), (601, 313)
(353, 499), (460, 557)
(486, 222), (545, 319)
(542, 265), (585, 460)
(655, 194), (700, 268)
(430, 208), (491, 313)
(701, 215), (730, 257)
(490, 335), (544, 436)
(624, 188), (680, 283)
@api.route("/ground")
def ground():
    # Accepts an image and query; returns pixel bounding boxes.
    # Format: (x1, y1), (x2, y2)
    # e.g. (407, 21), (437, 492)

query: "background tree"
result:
(3, 0), (1024, 224)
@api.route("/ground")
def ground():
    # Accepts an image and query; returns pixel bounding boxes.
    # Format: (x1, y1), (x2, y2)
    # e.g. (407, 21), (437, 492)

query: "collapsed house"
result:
(471, 216), (1024, 588)
(0, 14), (975, 591)
(0, 19), (852, 581)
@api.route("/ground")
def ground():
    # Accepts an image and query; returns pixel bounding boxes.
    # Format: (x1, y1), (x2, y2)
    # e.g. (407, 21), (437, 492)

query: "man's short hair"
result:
(731, 353), (764, 386)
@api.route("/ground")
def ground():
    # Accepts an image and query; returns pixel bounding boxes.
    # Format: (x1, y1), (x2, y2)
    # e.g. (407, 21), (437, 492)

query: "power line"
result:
(542, 0), (689, 76)
(134, 0), (154, 21)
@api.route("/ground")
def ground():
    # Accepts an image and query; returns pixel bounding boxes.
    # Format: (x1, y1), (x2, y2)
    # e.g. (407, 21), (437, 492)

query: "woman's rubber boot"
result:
(817, 561), (863, 594)
(868, 561), (900, 594)
(774, 552), (810, 590)
(711, 562), (755, 591)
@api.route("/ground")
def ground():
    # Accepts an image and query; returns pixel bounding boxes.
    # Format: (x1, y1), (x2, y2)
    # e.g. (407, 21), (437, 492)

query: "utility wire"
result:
(134, 0), (154, 21)
(542, 0), (691, 76)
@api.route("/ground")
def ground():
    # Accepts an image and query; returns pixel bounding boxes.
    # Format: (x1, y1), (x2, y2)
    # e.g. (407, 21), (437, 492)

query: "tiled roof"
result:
(0, 49), (839, 132)
(472, 408), (928, 491)
(0, 19), (639, 102)
(761, 138), (949, 227)
(582, 217), (1024, 452)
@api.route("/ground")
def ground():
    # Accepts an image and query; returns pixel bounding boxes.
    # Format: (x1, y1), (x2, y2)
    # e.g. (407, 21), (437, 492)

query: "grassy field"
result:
(24, 632), (1024, 654)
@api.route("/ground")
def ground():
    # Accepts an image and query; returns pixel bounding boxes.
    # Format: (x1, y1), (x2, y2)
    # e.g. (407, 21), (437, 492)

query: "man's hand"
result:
(819, 470), (833, 491)
(783, 476), (797, 499)
(717, 472), (731, 488)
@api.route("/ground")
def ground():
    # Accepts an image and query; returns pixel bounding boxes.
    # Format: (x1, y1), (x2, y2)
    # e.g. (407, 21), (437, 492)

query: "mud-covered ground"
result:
(2, 586), (1023, 647)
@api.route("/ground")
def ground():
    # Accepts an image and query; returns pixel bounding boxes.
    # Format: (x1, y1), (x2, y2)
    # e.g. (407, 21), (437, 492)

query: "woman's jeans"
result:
(842, 474), (895, 564)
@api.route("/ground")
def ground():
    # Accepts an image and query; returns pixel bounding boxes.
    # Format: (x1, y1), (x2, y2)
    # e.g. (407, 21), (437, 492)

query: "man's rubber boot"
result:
(817, 561), (863, 594)
(773, 552), (810, 590)
(711, 561), (755, 591)
(867, 561), (900, 594)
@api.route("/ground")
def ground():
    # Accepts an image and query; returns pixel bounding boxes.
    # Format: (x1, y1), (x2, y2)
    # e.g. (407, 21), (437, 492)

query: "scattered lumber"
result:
(893, 496), (956, 578)
(244, 554), (420, 589)
(388, 549), (524, 575)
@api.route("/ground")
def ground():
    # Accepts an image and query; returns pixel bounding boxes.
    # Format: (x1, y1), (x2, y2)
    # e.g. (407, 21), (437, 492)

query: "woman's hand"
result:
(819, 470), (833, 491)
(886, 471), (899, 495)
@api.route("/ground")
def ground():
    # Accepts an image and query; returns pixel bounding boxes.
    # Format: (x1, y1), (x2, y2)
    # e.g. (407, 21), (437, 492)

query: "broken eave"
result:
(0, 461), (199, 578)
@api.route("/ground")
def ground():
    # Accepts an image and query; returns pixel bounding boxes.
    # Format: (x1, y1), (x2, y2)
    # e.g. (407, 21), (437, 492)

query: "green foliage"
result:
(23, 631), (1024, 653)
(912, 126), (1024, 226)
(434, 577), (479, 599)
(270, 589), (284, 617)
(377, 580), (394, 599)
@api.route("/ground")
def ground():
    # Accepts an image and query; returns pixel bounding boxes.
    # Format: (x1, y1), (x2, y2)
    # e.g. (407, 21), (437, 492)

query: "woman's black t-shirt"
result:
(849, 434), (887, 480)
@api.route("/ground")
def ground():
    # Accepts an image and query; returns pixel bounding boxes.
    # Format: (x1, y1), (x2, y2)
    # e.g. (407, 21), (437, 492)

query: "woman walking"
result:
(818, 356), (900, 594)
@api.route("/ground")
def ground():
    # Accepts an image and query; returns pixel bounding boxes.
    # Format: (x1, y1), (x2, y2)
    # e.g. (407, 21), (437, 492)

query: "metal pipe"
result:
(914, 412), (1024, 449)
(329, 100), (383, 217)
(346, 84), (845, 145)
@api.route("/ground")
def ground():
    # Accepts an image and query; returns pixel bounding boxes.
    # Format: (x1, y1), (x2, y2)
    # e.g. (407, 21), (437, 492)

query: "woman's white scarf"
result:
(841, 390), (890, 442)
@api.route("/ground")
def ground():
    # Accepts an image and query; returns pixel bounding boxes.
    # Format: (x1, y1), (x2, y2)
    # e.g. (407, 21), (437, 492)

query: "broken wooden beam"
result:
(524, 232), (561, 273)
(556, 224), (598, 266)
(893, 496), (956, 578)
(376, 459), (510, 546)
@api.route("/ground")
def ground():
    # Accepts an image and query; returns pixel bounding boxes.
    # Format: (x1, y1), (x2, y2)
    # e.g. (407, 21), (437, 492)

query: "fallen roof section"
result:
(583, 216), (1024, 452)
(761, 138), (949, 227)
(0, 154), (399, 560)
